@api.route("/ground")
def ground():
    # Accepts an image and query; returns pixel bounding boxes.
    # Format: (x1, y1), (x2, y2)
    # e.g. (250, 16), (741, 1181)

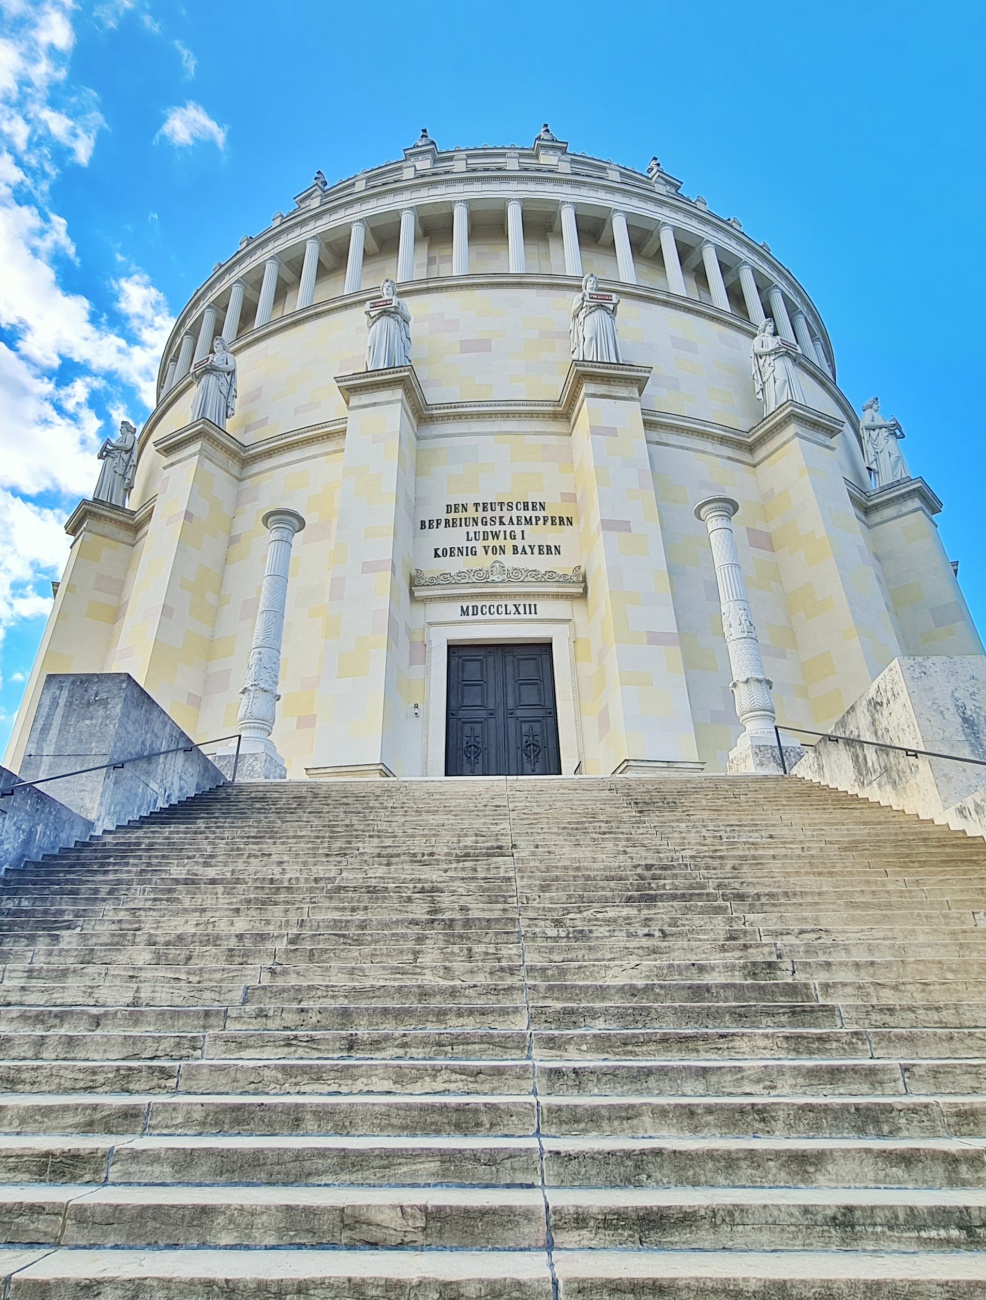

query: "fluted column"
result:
(162, 358), (178, 394)
(254, 257), (280, 328)
(297, 236), (321, 310)
(507, 199), (526, 273)
(694, 497), (776, 740)
(344, 220), (366, 295)
(611, 210), (637, 284)
(767, 286), (796, 343)
(223, 279), (245, 342)
(701, 242), (730, 312)
(792, 311), (819, 365)
(193, 305), (218, 364)
(560, 202), (583, 276)
(659, 223), (686, 296)
(812, 333), (833, 378)
(452, 200), (469, 275)
(397, 208), (416, 283)
(738, 263), (766, 325)
(174, 330), (196, 382)
(233, 508), (306, 774)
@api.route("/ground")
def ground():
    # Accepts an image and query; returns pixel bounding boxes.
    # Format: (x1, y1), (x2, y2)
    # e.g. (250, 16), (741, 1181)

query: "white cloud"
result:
(0, 486), (68, 685)
(156, 100), (226, 150)
(174, 41), (196, 77)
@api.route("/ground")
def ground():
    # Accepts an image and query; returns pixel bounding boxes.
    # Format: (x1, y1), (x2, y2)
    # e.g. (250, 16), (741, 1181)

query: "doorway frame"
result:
(423, 604), (583, 778)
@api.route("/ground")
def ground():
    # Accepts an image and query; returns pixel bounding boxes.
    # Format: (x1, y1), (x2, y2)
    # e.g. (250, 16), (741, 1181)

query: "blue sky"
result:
(1, 0), (984, 756)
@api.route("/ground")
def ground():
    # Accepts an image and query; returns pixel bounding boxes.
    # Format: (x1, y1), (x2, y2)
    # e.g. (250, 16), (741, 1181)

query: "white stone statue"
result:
(570, 273), (621, 364)
(191, 336), (237, 429)
(861, 397), (909, 488)
(92, 419), (137, 509)
(364, 279), (412, 370)
(751, 317), (806, 414)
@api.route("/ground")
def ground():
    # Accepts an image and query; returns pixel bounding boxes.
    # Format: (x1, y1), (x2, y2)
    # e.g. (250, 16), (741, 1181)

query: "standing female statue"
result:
(570, 273), (621, 363)
(93, 419), (138, 508)
(365, 279), (412, 369)
(860, 397), (908, 487)
(750, 317), (805, 414)
(191, 337), (238, 430)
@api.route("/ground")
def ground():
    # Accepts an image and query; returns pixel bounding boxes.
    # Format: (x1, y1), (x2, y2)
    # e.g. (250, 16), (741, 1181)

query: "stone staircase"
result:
(0, 774), (985, 1296)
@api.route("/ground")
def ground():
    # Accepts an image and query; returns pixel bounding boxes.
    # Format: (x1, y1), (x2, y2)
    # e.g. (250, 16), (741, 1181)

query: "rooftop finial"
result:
(647, 156), (662, 179)
(538, 123), (558, 142)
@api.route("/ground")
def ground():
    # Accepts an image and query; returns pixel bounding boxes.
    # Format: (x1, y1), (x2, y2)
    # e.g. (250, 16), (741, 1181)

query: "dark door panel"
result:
(446, 643), (560, 776)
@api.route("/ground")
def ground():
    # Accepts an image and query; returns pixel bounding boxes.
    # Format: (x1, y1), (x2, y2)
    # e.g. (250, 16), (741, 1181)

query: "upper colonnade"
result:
(156, 129), (835, 401)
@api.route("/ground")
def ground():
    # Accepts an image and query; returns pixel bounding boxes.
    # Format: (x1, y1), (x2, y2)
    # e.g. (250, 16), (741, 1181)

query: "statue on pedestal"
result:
(92, 419), (137, 509)
(191, 337), (237, 430)
(570, 273), (621, 363)
(751, 317), (806, 414)
(861, 397), (909, 488)
(365, 279), (412, 370)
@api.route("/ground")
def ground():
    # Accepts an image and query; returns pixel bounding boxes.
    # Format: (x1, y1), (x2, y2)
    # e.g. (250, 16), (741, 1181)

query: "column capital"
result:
(399, 206), (417, 219)
(261, 508), (306, 537)
(694, 496), (739, 524)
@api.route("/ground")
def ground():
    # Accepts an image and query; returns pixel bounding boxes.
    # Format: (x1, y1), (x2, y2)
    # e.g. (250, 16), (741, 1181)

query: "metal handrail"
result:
(0, 732), (243, 797)
(772, 723), (986, 777)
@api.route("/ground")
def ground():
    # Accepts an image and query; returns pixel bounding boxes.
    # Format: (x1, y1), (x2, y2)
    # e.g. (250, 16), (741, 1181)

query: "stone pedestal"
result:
(727, 731), (805, 775)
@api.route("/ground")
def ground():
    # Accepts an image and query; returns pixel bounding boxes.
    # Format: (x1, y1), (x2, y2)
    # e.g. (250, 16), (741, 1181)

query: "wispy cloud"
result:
(174, 40), (196, 77)
(156, 101), (225, 149)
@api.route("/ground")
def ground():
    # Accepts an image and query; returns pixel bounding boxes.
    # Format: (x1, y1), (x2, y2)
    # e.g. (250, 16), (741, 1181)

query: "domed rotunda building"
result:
(9, 127), (980, 780)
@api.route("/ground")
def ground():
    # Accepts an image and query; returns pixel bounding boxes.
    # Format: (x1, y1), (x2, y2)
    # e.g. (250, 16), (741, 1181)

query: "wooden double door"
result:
(445, 643), (561, 777)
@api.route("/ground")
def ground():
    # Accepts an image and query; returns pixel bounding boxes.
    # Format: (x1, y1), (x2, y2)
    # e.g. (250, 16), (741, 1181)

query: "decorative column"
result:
(162, 357), (178, 394)
(397, 208), (416, 283)
(344, 220), (366, 294)
(223, 280), (245, 342)
(452, 200), (469, 275)
(560, 203), (583, 276)
(507, 199), (526, 273)
(767, 286), (796, 343)
(812, 333), (833, 377)
(792, 311), (819, 365)
(612, 210), (637, 284)
(738, 263), (766, 325)
(174, 330), (196, 382)
(659, 223), (686, 296)
(254, 257), (280, 328)
(694, 496), (802, 773)
(701, 242), (730, 311)
(193, 304), (218, 364)
(297, 236), (321, 310)
(225, 508), (306, 781)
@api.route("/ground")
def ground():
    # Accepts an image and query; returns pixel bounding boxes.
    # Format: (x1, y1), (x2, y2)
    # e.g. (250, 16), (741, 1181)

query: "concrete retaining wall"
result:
(0, 765), (94, 875)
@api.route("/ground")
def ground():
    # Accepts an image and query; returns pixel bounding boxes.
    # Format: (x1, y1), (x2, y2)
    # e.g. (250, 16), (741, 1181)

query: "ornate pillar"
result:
(254, 257), (280, 328)
(701, 241), (730, 311)
(767, 286), (796, 343)
(452, 200), (469, 275)
(174, 330), (196, 382)
(344, 220), (366, 295)
(792, 310), (819, 365)
(560, 202), (583, 276)
(812, 333), (833, 377)
(612, 210), (637, 284)
(694, 496), (798, 773)
(297, 236), (321, 310)
(162, 357), (178, 394)
(397, 208), (416, 283)
(193, 304), (218, 364)
(223, 280), (245, 342)
(229, 508), (306, 780)
(659, 223), (686, 296)
(507, 199), (526, 273)
(738, 263), (766, 325)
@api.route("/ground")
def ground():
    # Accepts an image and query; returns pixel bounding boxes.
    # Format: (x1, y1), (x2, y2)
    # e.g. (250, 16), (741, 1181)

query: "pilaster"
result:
(750, 401), (903, 721)
(564, 361), (700, 774)
(310, 367), (422, 779)
(108, 419), (243, 735)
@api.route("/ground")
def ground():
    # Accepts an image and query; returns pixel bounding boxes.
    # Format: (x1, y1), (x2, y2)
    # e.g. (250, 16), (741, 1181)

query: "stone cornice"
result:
(643, 409), (750, 454)
(748, 402), (844, 461)
(153, 418), (246, 474)
(334, 366), (428, 422)
(845, 475), (942, 525)
(64, 495), (155, 543)
(558, 361), (652, 418)
(412, 562), (585, 602)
